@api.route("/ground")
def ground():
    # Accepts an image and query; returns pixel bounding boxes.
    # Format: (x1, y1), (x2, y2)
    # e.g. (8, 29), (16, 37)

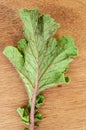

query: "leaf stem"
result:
(30, 60), (39, 130)
(29, 88), (37, 130)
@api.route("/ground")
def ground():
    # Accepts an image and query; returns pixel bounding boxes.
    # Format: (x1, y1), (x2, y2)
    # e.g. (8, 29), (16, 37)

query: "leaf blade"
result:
(3, 8), (78, 100)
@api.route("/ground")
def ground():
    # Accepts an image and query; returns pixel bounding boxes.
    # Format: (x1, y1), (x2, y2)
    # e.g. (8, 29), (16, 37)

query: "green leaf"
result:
(17, 107), (25, 118)
(22, 116), (29, 125)
(3, 8), (78, 101)
(3, 8), (78, 129)
(35, 112), (43, 121)
(36, 94), (45, 108)
(17, 107), (30, 125)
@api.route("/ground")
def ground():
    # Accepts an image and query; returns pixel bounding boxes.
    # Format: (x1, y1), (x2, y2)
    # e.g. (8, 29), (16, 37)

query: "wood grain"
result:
(0, 0), (86, 130)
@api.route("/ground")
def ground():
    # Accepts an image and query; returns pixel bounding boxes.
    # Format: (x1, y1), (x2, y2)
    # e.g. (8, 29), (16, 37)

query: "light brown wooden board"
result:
(0, 0), (86, 130)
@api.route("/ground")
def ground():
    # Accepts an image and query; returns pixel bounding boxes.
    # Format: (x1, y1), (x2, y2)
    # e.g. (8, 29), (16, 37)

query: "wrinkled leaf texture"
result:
(3, 9), (78, 102)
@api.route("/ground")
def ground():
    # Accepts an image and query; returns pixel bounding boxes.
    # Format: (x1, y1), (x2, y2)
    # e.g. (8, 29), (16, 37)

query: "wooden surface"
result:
(0, 0), (86, 130)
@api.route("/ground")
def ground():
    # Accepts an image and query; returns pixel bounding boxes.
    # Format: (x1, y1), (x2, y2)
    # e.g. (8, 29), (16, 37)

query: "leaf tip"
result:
(3, 46), (11, 57)
(19, 8), (40, 19)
